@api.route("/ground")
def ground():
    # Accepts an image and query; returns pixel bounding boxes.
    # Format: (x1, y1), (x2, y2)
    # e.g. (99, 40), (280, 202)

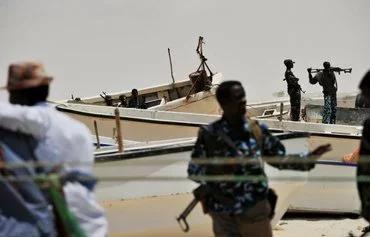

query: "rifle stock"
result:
(176, 198), (198, 232)
(176, 183), (236, 232)
(175, 185), (208, 232)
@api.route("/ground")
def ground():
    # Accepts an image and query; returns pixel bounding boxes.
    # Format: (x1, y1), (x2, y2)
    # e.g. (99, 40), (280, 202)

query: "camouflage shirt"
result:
(187, 118), (314, 215)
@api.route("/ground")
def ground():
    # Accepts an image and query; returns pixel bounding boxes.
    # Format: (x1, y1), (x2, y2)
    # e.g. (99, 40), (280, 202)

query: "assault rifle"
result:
(176, 184), (234, 232)
(176, 183), (277, 233)
(307, 67), (352, 75)
(99, 92), (113, 106)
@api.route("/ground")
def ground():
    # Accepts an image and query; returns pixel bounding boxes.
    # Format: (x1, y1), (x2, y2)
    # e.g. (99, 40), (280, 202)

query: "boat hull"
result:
(259, 119), (361, 213)
(93, 133), (309, 234)
(70, 105), (363, 214)
(304, 104), (370, 126)
(63, 110), (202, 141)
(288, 161), (359, 214)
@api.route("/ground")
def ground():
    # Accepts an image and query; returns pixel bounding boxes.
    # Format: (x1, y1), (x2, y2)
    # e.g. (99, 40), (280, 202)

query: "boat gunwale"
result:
(57, 106), (214, 127)
(57, 72), (223, 104)
(94, 132), (311, 162)
(58, 105), (362, 139)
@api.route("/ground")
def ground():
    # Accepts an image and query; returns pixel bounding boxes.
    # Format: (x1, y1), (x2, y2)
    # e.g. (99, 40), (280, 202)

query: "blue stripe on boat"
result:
(317, 160), (357, 167)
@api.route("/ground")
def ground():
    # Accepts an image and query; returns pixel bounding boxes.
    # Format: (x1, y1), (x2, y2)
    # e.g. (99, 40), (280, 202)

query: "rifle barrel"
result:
(309, 68), (352, 74)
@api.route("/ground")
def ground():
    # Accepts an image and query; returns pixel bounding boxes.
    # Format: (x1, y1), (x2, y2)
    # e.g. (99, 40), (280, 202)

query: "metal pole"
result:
(279, 102), (283, 121)
(168, 48), (175, 84)
(93, 120), (100, 149)
(114, 108), (124, 152)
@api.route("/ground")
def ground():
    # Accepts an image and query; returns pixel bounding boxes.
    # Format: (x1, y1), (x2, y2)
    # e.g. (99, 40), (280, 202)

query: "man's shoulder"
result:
(286, 70), (293, 75)
(202, 119), (223, 130)
(285, 70), (294, 78)
(196, 119), (223, 139)
(201, 118), (269, 133)
(48, 108), (91, 137)
(247, 119), (270, 136)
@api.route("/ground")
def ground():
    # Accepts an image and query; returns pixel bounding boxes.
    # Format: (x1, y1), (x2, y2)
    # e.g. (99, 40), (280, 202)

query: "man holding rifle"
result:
(185, 80), (331, 237)
(283, 59), (305, 121)
(308, 61), (338, 124)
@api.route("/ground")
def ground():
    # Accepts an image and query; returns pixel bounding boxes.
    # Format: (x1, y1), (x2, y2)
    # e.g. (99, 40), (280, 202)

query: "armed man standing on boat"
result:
(283, 59), (305, 121)
(308, 61), (338, 124)
(187, 80), (332, 237)
(0, 62), (108, 236)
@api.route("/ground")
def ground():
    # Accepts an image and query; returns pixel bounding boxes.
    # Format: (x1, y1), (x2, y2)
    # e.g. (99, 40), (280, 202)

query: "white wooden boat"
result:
(57, 72), (223, 116)
(246, 97), (290, 119)
(71, 97), (363, 215)
(303, 104), (370, 126)
(301, 92), (357, 108)
(86, 111), (362, 214)
(56, 104), (219, 141)
(92, 133), (310, 234)
(260, 119), (361, 214)
(288, 161), (359, 214)
(247, 92), (358, 121)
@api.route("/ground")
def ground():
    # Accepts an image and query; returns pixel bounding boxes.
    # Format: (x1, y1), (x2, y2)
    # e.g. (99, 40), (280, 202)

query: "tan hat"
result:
(1, 61), (53, 91)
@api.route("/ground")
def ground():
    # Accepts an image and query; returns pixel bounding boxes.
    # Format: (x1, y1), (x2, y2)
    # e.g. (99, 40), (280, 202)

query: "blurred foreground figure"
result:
(356, 71), (370, 236)
(0, 62), (108, 236)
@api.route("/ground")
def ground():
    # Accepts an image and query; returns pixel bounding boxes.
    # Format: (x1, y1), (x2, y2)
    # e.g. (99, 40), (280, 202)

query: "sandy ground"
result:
(273, 213), (368, 237)
(108, 215), (369, 237)
(101, 197), (369, 237)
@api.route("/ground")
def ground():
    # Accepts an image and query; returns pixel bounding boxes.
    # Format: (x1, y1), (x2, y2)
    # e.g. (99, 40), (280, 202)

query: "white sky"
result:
(0, 0), (369, 102)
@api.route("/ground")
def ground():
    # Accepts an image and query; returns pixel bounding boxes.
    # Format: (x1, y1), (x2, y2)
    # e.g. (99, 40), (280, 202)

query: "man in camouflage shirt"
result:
(284, 59), (304, 121)
(187, 81), (331, 237)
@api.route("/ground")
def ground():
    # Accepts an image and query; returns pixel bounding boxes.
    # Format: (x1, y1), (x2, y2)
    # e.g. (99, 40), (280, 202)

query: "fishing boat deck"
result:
(60, 72), (223, 108)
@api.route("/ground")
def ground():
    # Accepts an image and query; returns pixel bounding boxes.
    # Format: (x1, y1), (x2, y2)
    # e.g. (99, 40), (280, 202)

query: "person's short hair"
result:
(323, 61), (331, 69)
(216, 80), (243, 105)
(359, 70), (370, 91)
(131, 89), (138, 96)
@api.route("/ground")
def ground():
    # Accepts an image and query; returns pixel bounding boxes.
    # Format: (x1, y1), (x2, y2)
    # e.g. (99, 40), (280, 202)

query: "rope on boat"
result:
(2, 154), (370, 168)
(3, 174), (370, 183)
(2, 155), (370, 183)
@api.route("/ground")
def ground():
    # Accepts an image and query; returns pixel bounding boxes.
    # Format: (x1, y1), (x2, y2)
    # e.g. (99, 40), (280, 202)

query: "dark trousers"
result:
(209, 200), (272, 237)
(289, 91), (301, 121)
